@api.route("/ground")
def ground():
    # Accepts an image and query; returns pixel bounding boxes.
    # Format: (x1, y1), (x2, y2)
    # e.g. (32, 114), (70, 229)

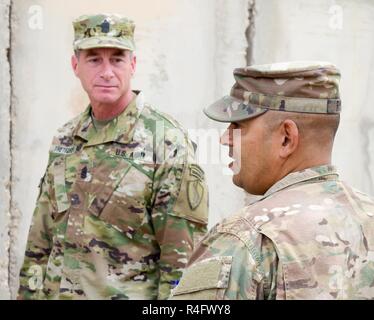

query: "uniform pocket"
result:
(51, 157), (70, 216)
(171, 256), (232, 300)
(283, 259), (320, 300)
(283, 255), (351, 300)
(90, 163), (149, 233)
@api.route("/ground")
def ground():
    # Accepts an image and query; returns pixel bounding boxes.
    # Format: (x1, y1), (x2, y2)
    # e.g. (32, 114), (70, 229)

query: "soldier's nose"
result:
(100, 62), (115, 80)
(220, 132), (228, 146)
(220, 128), (233, 146)
(100, 71), (114, 81)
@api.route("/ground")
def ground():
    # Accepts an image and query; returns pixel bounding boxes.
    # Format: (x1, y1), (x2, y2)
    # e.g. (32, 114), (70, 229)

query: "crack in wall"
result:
(245, 0), (256, 65)
(7, 0), (17, 300)
(361, 122), (374, 196)
(243, 0), (258, 206)
(0, 0), (12, 301)
(359, 51), (374, 197)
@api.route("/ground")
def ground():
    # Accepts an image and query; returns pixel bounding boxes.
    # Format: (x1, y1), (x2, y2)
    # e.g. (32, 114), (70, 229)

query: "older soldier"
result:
(171, 61), (374, 300)
(18, 14), (208, 300)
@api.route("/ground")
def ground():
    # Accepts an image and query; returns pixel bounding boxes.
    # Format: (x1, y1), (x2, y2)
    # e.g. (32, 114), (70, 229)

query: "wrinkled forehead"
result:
(80, 48), (129, 57)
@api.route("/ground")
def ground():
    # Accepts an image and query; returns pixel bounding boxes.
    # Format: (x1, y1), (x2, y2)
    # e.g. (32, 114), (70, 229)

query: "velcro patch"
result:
(172, 256), (232, 296)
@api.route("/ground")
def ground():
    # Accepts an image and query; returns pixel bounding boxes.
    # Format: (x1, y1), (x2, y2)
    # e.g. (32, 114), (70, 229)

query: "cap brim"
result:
(203, 95), (268, 122)
(74, 37), (135, 51)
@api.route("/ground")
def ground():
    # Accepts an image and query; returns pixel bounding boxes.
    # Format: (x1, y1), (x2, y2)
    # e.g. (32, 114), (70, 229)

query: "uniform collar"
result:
(249, 165), (339, 205)
(74, 91), (144, 147)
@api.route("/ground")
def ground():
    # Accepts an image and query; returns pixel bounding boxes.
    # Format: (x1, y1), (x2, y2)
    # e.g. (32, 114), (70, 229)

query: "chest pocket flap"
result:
(171, 256), (232, 300)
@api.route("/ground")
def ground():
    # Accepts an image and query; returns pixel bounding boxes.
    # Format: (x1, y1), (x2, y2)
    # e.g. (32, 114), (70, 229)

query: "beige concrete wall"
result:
(7, 0), (249, 298)
(253, 0), (374, 196)
(0, 0), (11, 301)
(2, 0), (374, 300)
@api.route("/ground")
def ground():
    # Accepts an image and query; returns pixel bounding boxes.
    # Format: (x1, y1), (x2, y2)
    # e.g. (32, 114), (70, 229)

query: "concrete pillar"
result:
(0, 0), (11, 300)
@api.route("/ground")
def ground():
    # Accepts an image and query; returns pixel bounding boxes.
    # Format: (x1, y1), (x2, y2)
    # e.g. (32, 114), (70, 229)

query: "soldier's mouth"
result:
(229, 159), (241, 174)
(228, 156), (237, 166)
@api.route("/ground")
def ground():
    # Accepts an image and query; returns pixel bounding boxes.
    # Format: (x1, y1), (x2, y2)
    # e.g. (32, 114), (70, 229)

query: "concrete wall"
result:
(0, 0), (11, 301)
(4, 0), (249, 298)
(253, 0), (374, 196)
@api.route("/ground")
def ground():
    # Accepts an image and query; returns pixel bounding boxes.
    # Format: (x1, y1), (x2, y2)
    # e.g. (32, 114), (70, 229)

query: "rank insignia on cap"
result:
(101, 19), (110, 33)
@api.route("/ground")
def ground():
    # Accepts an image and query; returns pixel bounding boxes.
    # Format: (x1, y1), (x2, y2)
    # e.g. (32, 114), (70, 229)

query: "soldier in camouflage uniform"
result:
(171, 61), (374, 300)
(18, 14), (208, 300)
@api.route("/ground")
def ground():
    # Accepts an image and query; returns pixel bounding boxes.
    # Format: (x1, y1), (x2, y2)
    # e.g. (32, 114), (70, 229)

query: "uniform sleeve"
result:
(169, 228), (279, 300)
(150, 135), (209, 300)
(17, 170), (54, 300)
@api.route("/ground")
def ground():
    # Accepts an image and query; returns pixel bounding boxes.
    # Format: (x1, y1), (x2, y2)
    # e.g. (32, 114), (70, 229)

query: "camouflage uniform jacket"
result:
(18, 92), (208, 300)
(171, 165), (374, 300)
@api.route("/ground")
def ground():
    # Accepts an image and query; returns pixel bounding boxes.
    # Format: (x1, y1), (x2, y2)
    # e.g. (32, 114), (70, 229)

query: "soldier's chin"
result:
(94, 95), (118, 105)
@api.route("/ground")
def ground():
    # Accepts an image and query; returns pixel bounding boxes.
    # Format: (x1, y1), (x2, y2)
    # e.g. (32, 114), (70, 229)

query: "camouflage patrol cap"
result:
(204, 61), (341, 122)
(73, 14), (135, 51)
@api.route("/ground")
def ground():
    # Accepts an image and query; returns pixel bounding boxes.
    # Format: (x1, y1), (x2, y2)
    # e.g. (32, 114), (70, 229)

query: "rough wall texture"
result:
(0, 0), (11, 300)
(253, 0), (374, 197)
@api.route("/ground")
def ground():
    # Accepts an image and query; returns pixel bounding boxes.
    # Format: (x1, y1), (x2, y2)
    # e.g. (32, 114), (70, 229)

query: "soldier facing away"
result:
(18, 13), (208, 300)
(171, 61), (374, 300)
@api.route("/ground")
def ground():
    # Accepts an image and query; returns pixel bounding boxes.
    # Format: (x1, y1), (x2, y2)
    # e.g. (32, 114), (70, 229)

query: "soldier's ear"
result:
(279, 119), (299, 158)
(130, 52), (136, 76)
(71, 54), (79, 77)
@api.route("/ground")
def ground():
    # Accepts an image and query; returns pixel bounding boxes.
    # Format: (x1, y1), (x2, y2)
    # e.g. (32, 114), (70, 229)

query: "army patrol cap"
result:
(204, 61), (341, 122)
(73, 14), (135, 51)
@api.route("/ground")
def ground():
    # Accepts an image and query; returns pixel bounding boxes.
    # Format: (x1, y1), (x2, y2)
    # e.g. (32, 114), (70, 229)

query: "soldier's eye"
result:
(88, 58), (99, 63)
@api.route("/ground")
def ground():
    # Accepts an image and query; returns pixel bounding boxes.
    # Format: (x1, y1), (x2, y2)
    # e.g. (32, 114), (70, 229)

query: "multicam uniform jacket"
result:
(18, 92), (208, 300)
(171, 165), (374, 300)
